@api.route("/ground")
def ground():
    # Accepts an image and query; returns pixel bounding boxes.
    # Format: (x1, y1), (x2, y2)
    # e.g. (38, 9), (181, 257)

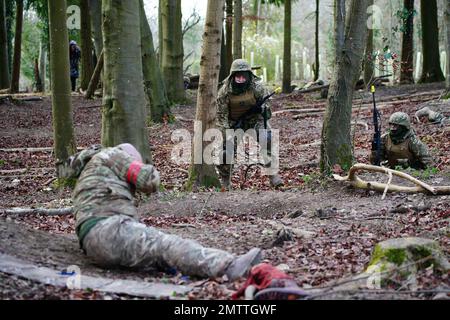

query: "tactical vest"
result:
(228, 90), (256, 121)
(385, 135), (413, 167)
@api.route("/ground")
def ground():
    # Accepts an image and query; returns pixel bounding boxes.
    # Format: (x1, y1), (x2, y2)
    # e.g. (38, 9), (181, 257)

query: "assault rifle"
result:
(371, 85), (382, 166)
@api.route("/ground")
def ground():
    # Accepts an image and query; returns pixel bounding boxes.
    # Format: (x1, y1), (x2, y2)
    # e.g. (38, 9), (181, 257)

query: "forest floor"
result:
(0, 82), (449, 300)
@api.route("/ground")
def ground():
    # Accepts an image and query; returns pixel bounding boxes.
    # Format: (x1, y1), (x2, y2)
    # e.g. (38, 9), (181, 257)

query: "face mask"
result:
(231, 72), (251, 93)
(389, 125), (409, 143)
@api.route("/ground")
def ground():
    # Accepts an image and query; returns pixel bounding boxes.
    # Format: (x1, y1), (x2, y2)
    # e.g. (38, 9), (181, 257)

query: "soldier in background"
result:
(370, 112), (433, 169)
(69, 40), (81, 92)
(216, 59), (284, 190)
(69, 143), (262, 280)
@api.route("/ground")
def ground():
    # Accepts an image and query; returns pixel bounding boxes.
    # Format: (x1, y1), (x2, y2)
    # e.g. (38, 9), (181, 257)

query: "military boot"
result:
(269, 174), (284, 188)
(225, 248), (262, 281)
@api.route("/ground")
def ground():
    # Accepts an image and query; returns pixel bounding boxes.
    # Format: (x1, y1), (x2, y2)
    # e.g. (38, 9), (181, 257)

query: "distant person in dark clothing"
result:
(69, 40), (81, 92)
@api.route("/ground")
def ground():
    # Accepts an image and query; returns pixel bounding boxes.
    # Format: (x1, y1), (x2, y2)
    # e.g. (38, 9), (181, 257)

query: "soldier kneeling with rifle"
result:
(370, 111), (434, 169)
(216, 59), (284, 189)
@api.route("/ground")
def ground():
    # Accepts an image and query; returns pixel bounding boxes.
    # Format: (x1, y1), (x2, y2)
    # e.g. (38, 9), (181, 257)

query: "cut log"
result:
(1, 207), (73, 215)
(0, 147), (84, 153)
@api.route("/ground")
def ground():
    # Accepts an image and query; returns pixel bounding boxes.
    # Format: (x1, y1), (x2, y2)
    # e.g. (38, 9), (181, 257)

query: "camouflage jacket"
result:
(71, 147), (160, 232)
(370, 130), (433, 169)
(216, 79), (271, 131)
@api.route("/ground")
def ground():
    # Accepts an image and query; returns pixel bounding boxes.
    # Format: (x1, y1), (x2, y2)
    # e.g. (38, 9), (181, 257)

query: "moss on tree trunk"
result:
(48, 0), (77, 178)
(160, 0), (185, 103)
(320, 0), (369, 174)
(139, 0), (171, 123)
(101, 0), (152, 163)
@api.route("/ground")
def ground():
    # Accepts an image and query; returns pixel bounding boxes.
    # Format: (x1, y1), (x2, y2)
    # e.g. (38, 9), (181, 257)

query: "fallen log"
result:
(333, 163), (450, 195)
(1, 207), (73, 215)
(0, 147), (84, 153)
(291, 95), (441, 120)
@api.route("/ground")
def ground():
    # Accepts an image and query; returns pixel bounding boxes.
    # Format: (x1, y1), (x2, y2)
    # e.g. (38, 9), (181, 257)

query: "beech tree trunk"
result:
(10, 0), (23, 93)
(80, 0), (95, 90)
(232, 0), (242, 60)
(419, 0), (445, 83)
(139, 0), (170, 122)
(0, 0), (10, 89)
(445, 0), (450, 91)
(225, 0), (233, 74)
(400, 0), (415, 84)
(48, 0), (77, 178)
(188, 0), (224, 188)
(89, 0), (103, 57)
(160, 0), (185, 102)
(313, 0), (320, 81)
(282, 0), (292, 93)
(320, 0), (369, 174)
(101, 0), (152, 163)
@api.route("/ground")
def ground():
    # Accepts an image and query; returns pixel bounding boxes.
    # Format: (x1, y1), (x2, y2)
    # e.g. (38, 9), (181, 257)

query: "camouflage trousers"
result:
(82, 215), (235, 278)
(216, 120), (276, 180)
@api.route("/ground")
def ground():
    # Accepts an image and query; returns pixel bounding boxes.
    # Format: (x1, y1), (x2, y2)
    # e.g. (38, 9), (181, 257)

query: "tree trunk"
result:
(139, 0), (170, 123)
(0, 0), (10, 89)
(334, 0), (346, 66)
(225, 0), (233, 74)
(80, 0), (95, 90)
(188, 0), (224, 189)
(5, 0), (13, 76)
(89, 0), (103, 57)
(400, 0), (415, 84)
(253, 0), (260, 35)
(445, 0), (450, 91)
(419, 0), (445, 83)
(320, 0), (369, 174)
(160, 0), (185, 103)
(313, 0), (320, 81)
(48, 0), (77, 178)
(158, 0), (163, 67)
(363, 0), (374, 86)
(233, 0), (242, 60)
(282, 0), (292, 93)
(10, 0), (23, 94)
(101, 0), (152, 163)
(34, 58), (43, 92)
(85, 49), (103, 99)
(38, 39), (47, 92)
(219, 28), (228, 83)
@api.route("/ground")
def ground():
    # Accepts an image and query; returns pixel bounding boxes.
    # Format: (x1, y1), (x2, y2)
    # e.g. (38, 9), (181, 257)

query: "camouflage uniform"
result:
(216, 59), (283, 188)
(70, 144), (261, 279)
(415, 106), (446, 124)
(370, 112), (433, 169)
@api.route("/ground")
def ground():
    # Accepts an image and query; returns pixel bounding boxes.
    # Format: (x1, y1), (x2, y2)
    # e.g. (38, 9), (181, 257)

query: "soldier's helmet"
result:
(226, 59), (258, 83)
(389, 112), (411, 130)
(230, 59), (252, 74)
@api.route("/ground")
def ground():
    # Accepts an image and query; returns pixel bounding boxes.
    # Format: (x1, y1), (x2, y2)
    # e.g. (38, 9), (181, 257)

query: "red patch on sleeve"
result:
(126, 161), (143, 184)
